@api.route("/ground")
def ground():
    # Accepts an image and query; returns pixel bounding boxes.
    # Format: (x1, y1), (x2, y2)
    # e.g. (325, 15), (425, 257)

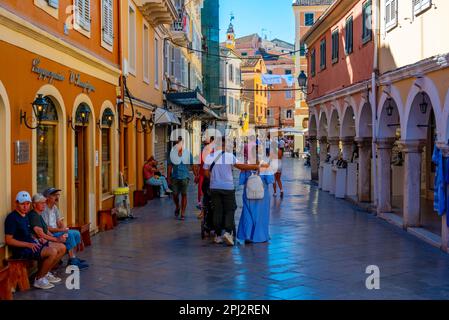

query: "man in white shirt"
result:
(42, 188), (88, 269)
(204, 137), (266, 246)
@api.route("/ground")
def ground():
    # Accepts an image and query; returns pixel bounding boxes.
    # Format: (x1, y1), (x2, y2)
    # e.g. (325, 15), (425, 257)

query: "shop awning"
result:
(166, 91), (207, 109)
(154, 108), (181, 125)
(165, 91), (222, 120)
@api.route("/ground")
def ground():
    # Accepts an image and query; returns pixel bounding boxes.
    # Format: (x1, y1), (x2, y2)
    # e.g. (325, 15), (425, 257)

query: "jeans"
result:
(147, 176), (169, 194)
(54, 230), (81, 252)
(210, 189), (237, 236)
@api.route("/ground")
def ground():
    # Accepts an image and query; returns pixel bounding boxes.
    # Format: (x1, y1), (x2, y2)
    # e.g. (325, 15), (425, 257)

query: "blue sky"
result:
(219, 0), (296, 44)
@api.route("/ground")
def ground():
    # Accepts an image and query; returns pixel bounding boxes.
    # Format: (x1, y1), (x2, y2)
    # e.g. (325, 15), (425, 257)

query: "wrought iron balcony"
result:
(135, 0), (178, 27)
(170, 7), (190, 46)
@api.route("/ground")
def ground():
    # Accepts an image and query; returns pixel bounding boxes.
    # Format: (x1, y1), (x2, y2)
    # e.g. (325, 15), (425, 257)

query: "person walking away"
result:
(168, 137), (197, 220)
(203, 137), (266, 246)
(237, 164), (274, 243)
(272, 142), (284, 197)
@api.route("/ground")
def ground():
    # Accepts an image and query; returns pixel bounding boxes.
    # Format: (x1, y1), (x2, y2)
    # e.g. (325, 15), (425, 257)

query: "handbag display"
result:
(246, 173), (265, 200)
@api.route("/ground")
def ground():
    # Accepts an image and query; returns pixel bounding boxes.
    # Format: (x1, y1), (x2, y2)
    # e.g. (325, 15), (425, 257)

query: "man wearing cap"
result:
(42, 188), (88, 269)
(5, 191), (64, 289)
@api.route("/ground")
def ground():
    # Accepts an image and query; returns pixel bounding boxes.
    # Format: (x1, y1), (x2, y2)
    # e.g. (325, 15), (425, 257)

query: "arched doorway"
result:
(404, 91), (439, 233)
(73, 103), (93, 226)
(356, 102), (373, 203)
(377, 95), (402, 217)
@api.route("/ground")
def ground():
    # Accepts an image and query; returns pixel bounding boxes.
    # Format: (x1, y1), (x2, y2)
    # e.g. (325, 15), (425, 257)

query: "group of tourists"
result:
(148, 134), (286, 246)
(4, 188), (88, 290)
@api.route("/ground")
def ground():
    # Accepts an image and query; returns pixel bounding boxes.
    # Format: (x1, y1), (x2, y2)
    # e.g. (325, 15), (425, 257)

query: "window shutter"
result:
(103, 0), (113, 45)
(386, 0), (397, 30)
(75, 0), (84, 29)
(47, 0), (58, 8)
(174, 48), (182, 81)
(84, 0), (91, 31)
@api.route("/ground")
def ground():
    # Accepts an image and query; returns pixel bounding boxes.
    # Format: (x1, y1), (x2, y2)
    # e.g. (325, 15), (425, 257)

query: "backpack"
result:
(246, 173), (265, 200)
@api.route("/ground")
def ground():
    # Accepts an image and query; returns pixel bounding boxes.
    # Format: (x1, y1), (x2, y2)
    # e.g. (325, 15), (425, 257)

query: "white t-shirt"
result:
(203, 151), (239, 190)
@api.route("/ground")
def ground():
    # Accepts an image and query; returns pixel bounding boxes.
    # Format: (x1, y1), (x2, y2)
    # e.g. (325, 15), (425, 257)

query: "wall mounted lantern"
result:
(69, 103), (91, 131)
(20, 94), (49, 129)
(97, 108), (114, 129)
(419, 92), (428, 114)
(297, 71), (317, 95)
(386, 98), (394, 117)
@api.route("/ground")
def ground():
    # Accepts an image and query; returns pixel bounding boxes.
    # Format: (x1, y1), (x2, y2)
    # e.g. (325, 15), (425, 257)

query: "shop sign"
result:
(14, 141), (30, 164)
(70, 71), (95, 94)
(32, 59), (65, 83)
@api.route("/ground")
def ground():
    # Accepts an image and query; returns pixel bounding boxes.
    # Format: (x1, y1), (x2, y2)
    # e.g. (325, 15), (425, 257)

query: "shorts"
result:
(171, 178), (189, 195)
(12, 241), (49, 260)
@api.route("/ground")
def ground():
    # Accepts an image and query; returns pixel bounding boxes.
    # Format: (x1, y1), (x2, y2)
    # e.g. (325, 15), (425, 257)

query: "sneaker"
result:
(34, 277), (55, 290)
(223, 232), (235, 246)
(214, 235), (223, 244)
(273, 192), (277, 197)
(174, 209), (180, 218)
(46, 272), (62, 284)
(179, 215), (185, 221)
(280, 191), (284, 198)
(160, 194), (168, 198)
(68, 258), (89, 270)
(165, 188), (173, 194)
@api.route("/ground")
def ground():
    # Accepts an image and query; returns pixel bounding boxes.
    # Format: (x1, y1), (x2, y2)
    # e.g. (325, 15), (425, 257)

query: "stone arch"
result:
(318, 109), (328, 138)
(33, 84), (68, 215)
(0, 81), (11, 246)
(328, 108), (340, 138)
(403, 77), (443, 141)
(341, 103), (356, 138)
(377, 86), (403, 139)
(309, 113), (318, 137)
(71, 94), (96, 229)
(357, 100), (373, 138)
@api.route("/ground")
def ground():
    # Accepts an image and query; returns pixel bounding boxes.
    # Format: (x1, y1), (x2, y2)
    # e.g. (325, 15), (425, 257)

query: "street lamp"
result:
(20, 94), (50, 129)
(297, 70), (317, 95)
(419, 92), (428, 114)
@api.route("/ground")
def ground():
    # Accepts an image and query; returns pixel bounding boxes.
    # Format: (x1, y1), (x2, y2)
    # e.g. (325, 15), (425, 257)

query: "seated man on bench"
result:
(5, 191), (65, 290)
(42, 188), (89, 270)
(144, 156), (172, 198)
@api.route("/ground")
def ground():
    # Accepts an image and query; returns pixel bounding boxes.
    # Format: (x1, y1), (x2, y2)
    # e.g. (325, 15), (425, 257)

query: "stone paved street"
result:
(16, 158), (449, 300)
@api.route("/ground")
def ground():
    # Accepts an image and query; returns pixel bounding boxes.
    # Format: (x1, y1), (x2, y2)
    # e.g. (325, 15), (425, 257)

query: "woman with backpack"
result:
(236, 160), (274, 244)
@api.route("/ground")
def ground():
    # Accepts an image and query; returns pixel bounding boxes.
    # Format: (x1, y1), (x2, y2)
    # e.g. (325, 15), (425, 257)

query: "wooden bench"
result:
(4, 259), (36, 293)
(68, 223), (91, 251)
(0, 265), (13, 300)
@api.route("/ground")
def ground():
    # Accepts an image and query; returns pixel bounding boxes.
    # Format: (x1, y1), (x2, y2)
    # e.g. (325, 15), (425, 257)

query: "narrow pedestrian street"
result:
(15, 158), (449, 300)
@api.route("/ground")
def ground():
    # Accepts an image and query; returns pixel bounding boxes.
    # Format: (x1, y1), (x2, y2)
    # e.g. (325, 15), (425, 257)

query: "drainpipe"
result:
(372, 0), (380, 207)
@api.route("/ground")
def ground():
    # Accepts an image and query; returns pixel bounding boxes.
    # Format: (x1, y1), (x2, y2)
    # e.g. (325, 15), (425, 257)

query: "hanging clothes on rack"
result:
(432, 146), (446, 216)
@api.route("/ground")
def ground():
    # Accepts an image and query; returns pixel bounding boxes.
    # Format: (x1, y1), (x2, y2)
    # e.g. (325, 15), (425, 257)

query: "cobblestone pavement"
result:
(16, 158), (449, 300)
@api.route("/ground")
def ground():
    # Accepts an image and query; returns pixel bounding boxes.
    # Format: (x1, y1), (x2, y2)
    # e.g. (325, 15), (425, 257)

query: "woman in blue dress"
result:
(237, 170), (275, 243)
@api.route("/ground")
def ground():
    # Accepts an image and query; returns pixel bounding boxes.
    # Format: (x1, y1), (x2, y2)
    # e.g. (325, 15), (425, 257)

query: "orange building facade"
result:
(0, 0), (121, 249)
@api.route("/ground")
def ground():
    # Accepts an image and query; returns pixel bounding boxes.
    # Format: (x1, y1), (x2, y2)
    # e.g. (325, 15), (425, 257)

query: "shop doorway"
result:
(75, 125), (88, 225)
